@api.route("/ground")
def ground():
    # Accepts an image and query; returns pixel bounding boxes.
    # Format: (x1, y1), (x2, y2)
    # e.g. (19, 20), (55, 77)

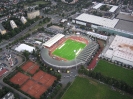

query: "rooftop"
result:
(75, 13), (119, 28)
(109, 6), (118, 12)
(115, 20), (133, 33)
(43, 34), (65, 48)
(0, 23), (5, 31)
(105, 35), (133, 62)
(1, 92), (14, 99)
(116, 13), (133, 22)
(15, 43), (35, 53)
(93, 3), (103, 9)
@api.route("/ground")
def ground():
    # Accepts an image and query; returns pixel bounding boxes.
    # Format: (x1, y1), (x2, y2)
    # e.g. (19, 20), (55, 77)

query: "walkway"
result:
(88, 48), (102, 70)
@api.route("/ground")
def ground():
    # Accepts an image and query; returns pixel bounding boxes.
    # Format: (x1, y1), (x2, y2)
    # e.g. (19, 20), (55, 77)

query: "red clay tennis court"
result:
(21, 79), (48, 99)
(45, 76), (57, 87)
(22, 61), (39, 74)
(28, 65), (39, 74)
(10, 72), (29, 86)
(32, 70), (46, 81)
(10, 64), (56, 99)
(33, 70), (57, 86)
(22, 61), (34, 70)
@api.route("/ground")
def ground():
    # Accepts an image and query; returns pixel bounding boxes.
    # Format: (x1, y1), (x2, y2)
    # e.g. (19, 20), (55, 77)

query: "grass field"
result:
(62, 77), (133, 99)
(94, 60), (133, 87)
(52, 39), (86, 60)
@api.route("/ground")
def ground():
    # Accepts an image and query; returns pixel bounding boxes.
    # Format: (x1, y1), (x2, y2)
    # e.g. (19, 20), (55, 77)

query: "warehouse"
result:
(103, 35), (133, 67)
(73, 13), (119, 28)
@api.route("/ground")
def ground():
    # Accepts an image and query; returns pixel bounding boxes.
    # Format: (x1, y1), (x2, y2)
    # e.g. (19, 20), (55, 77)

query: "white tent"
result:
(15, 44), (35, 53)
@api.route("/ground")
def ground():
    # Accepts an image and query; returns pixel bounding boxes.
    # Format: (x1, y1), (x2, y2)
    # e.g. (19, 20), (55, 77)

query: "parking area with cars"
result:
(0, 50), (23, 78)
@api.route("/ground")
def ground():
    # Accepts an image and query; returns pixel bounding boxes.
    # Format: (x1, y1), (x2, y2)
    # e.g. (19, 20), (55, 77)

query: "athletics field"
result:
(52, 39), (86, 60)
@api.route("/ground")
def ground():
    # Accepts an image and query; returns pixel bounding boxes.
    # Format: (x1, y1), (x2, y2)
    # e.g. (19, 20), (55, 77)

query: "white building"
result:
(73, 13), (119, 28)
(27, 10), (40, 19)
(15, 44), (35, 53)
(10, 20), (17, 29)
(92, 3), (119, 13)
(104, 35), (133, 66)
(1, 92), (14, 99)
(20, 16), (27, 24)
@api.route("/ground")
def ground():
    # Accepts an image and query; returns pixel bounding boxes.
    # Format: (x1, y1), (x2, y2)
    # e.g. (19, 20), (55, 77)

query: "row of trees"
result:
(0, 16), (40, 42)
(56, 82), (71, 99)
(0, 86), (20, 99)
(78, 66), (133, 95)
(32, 48), (62, 80)
(40, 81), (62, 99)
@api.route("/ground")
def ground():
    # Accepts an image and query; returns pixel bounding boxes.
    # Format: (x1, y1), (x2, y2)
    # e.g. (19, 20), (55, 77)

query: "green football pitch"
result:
(62, 77), (133, 99)
(52, 39), (86, 60)
(94, 60), (133, 87)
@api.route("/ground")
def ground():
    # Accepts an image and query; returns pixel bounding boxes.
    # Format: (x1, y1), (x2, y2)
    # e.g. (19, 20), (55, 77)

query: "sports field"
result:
(52, 39), (86, 60)
(62, 77), (133, 99)
(94, 60), (133, 87)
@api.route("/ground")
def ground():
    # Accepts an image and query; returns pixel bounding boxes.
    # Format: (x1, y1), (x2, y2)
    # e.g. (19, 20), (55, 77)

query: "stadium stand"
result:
(41, 35), (99, 69)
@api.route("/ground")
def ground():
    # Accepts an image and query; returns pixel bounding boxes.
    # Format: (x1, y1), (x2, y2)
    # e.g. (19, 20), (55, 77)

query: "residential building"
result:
(27, 10), (40, 19)
(10, 20), (17, 29)
(1, 92), (14, 99)
(0, 23), (6, 35)
(20, 16), (27, 24)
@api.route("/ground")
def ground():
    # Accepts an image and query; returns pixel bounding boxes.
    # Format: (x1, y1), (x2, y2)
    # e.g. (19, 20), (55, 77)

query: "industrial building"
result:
(10, 20), (17, 29)
(20, 16), (27, 24)
(27, 10), (40, 19)
(72, 13), (119, 28)
(102, 35), (133, 67)
(0, 23), (6, 35)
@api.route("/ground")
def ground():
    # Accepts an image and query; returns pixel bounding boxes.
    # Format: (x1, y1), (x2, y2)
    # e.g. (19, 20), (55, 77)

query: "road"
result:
(0, 11), (65, 98)
(0, 19), (42, 49)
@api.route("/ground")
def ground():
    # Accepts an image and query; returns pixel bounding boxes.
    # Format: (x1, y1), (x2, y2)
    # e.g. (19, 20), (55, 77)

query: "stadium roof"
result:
(75, 13), (119, 28)
(43, 34), (65, 47)
(109, 6), (118, 12)
(93, 3), (103, 9)
(15, 43), (35, 53)
(105, 35), (133, 63)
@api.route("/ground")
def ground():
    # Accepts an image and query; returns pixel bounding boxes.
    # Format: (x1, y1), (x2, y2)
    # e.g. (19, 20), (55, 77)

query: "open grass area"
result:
(94, 60), (133, 87)
(62, 77), (133, 99)
(52, 39), (86, 60)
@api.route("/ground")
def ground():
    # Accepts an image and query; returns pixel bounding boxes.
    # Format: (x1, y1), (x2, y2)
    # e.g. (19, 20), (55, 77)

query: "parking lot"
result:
(26, 32), (54, 47)
(0, 50), (23, 78)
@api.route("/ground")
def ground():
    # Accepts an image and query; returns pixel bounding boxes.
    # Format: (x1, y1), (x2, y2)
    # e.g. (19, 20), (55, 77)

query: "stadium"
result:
(40, 34), (99, 69)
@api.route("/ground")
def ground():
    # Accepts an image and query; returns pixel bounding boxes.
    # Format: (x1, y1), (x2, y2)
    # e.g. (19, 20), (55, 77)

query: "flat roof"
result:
(116, 14), (133, 22)
(109, 6), (118, 12)
(93, 3), (103, 9)
(105, 35), (133, 62)
(43, 34), (65, 47)
(15, 43), (35, 52)
(75, 13), (119, 28)
(115, 20), (133, 33)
